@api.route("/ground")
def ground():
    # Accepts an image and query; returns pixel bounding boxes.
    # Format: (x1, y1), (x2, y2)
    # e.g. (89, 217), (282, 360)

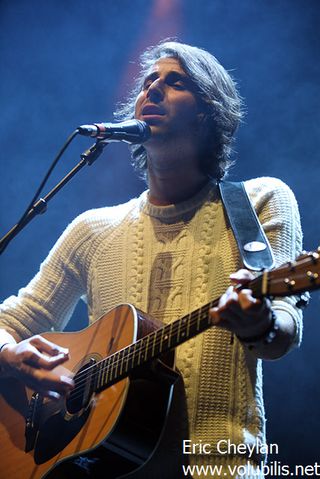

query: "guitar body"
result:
(0, 304), (178, 479)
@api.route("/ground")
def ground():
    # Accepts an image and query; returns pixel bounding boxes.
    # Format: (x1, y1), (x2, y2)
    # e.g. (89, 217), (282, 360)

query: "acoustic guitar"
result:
(0, 249), (319, 479)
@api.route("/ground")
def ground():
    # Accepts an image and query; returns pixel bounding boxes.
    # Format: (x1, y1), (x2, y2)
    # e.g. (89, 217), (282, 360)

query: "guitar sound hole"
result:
(66, 363), (93, 414)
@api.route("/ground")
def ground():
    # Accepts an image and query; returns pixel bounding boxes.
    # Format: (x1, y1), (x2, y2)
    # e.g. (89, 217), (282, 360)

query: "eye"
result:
(143, 80), (152, 90)
(167, 73), (188, 90)
(142, 74), (158, 91)
(171, 81), (185, 90)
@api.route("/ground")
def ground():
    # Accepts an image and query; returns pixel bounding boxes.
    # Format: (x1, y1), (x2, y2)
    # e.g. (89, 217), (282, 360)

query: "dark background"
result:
(1, 0), (319, 471)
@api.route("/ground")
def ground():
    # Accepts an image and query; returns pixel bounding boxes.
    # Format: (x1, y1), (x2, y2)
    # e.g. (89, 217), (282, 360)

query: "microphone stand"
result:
(0, 140), (108, 255)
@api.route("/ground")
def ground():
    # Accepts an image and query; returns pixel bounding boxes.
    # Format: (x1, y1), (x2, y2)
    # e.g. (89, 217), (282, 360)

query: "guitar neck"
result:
(95, 300), (215, 391)
(77, 247), (320, 396)
(95, 275), (265, 391)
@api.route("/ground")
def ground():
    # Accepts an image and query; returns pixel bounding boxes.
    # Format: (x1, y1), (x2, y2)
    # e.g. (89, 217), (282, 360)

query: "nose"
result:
(146, 78), (164, 102)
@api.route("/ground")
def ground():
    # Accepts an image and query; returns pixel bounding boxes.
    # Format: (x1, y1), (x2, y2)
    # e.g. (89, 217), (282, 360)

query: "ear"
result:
(197, 111), (206, 123)
(196, 99), (210, 125)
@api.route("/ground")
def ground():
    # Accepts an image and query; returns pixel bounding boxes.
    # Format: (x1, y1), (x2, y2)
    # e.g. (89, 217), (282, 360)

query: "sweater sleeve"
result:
(0, 212), (96, 339)
(245, 177), (304, 347)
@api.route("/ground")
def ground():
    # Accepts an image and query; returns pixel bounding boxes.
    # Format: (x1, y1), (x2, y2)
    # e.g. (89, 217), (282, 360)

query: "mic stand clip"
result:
(0, 140), (108, 255)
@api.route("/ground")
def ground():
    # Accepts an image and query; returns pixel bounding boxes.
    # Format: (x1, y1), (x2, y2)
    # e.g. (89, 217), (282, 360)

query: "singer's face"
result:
(134, 58), (204, 142)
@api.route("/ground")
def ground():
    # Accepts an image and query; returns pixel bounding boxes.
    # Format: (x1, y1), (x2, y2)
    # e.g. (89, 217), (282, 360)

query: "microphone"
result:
(77, 119), (151, 144)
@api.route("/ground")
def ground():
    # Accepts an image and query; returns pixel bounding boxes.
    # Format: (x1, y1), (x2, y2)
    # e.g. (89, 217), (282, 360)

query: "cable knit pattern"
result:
(0, 177), (303, 478)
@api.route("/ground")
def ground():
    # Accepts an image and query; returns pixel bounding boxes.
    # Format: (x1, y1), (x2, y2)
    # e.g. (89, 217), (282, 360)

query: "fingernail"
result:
(48, 391), (61, 401)
(210, 308), (219, 324)
(61, 375), (74, 387)
(53, 347), (69, 356)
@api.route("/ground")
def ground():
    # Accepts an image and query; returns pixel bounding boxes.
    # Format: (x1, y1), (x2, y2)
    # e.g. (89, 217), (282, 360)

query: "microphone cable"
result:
(14, 129), (80, 233)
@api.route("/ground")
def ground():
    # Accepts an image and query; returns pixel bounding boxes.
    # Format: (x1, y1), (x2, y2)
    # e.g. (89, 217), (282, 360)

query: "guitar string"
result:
(70, 272), (310, 403)
(66, 299), (217, 403)
(68, 272), (265, 392)
(66, 271), (311, 403)
(66, 276), (278, 399)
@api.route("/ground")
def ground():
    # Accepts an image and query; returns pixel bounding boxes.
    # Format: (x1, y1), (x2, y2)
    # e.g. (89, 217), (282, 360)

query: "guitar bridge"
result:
(25, 392), (43, 452)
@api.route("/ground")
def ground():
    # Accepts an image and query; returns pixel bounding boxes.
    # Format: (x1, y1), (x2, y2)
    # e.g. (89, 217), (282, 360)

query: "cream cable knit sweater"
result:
(0, 177), (302, 478)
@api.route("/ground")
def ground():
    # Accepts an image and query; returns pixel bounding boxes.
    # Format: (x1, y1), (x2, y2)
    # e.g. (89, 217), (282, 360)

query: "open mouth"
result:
(141, 104), (165, 116)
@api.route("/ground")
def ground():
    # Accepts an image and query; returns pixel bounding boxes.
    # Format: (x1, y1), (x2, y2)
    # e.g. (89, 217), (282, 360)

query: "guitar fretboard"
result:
(89, 273), (267, 392)
(96, 302), (212, 390)
(65, 271), (269, 399)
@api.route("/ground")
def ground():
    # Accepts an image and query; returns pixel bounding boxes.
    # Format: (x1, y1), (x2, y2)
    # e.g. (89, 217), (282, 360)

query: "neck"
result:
(146, 150), (208, 206)
(148, 167), (208, 206)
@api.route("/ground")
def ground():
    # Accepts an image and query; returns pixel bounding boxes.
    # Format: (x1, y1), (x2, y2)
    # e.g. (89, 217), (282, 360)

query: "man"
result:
(0, 41), (302, 478)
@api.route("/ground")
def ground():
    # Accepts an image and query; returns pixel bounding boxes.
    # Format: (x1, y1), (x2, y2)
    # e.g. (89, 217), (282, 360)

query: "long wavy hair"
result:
(115, 41), (244, 180)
